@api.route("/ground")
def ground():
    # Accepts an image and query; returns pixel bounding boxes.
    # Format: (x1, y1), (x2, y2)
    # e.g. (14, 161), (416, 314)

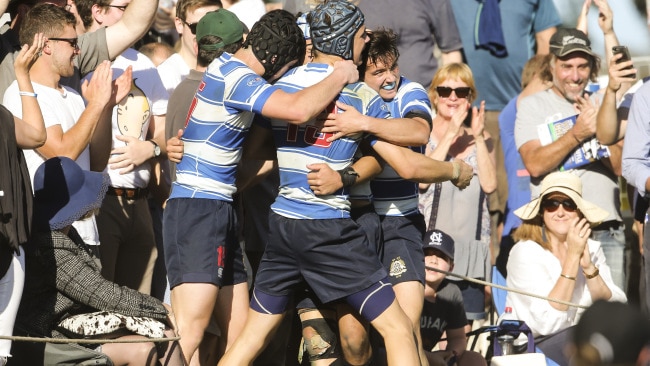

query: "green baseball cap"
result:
(196, 9), (244, 51)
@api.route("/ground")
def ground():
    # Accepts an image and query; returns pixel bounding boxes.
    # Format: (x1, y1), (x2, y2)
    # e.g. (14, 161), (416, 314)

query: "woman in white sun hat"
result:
(505, 171), (626, 365)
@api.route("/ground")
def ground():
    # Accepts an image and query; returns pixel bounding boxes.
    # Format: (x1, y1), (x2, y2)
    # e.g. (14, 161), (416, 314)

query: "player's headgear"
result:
(308, 0), (364, 61)
(243, 10), (306, 80)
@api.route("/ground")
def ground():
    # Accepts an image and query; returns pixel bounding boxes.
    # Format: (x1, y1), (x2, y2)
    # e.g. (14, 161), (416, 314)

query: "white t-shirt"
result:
(83, 48), (169, 188)
(157, 53), (190, 97)
(3, 81), (99, 245)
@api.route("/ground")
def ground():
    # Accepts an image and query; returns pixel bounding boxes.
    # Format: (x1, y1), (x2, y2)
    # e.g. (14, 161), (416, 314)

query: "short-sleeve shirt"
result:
(451, 0), (561, 110)
(169, 53), (278, 201)
(420, 280), (468, 350)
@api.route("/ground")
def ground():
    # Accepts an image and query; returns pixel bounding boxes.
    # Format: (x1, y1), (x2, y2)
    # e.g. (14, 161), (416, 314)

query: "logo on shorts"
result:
(389, 257), (407, 278)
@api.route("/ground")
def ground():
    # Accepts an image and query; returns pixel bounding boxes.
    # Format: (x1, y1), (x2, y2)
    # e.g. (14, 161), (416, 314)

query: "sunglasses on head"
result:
(541, 198), (578, 213)
(49, 37), (79, 50)
(436, 86), (471, 99)
(182, 19), (198, 35)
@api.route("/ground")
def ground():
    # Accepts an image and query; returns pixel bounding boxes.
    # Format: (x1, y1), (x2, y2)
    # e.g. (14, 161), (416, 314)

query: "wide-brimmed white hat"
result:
(514, 171), (608, 225)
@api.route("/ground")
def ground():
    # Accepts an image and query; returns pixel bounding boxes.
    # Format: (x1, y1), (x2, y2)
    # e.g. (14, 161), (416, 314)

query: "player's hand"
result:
(332, 59), (359, 84)
(322, 101), (366, 142)
(167, 129), (184, 163)
(451, 160), (473, 190)
(307, 163), (343, 195)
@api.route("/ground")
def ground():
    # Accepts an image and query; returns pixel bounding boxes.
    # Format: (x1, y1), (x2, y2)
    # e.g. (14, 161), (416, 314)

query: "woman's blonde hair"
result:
(427, 63), (478, 111)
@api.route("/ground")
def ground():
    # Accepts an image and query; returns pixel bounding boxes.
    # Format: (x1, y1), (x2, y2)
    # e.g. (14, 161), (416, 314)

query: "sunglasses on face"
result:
(541, 199), (578, 213)
(49, 37), (79, 50)
(182, 19), (198, 35)
(106, 4), (128, 11)
(436, 86), (471, 99)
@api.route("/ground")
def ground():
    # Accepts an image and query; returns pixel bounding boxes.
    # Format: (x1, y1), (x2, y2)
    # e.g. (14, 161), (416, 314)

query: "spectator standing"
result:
(157, 0), (221, 96)
(0, 0), (158, 93)
(419, 63), (496, 324)
(2, 4), (129, 253)
(515, 27), (627, 291)
(77, 0), (169, 295)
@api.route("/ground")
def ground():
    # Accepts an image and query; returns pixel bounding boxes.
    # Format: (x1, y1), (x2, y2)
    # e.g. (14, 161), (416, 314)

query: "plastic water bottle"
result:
(497, 306), (516, 325)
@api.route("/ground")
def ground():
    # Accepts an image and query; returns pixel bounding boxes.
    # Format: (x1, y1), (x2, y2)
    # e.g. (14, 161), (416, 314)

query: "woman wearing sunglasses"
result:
(506, 171), (626, 365)
(418, 62), (496, 328)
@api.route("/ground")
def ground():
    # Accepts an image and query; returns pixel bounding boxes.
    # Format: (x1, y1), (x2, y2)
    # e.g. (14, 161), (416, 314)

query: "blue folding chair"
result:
(490, 266), (559, 366)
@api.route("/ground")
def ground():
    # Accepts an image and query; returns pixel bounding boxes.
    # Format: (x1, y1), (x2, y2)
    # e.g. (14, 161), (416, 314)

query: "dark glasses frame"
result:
(48, 37), (79, 50)
(436, 86), (471, 99)
(181, 19), (198, 35)
(541, 199), (578, 213)
(106, 4), (128, 11)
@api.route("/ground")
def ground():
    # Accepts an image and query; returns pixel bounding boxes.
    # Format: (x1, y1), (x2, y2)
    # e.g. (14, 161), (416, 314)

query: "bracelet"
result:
(337, 167), (359, 188)
(451, 161), (460, 180)
(19, 91), (37, 97)
(583, 266), (600, 279)
(560, 274), (576, 281)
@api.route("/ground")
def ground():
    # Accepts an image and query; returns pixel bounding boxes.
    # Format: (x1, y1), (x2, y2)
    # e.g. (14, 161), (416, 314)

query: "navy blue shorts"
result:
(253, 212), (387, 304)
(163, 198), (246, 288)
(351, 203), (383, 257)
(456, 280), (486, 320)
(380, 214), (425, 285)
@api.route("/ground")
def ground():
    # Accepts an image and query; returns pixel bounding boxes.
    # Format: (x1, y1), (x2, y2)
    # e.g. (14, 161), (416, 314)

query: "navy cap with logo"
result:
(549, 28), (596, 58)
(423, 229), (454, 261)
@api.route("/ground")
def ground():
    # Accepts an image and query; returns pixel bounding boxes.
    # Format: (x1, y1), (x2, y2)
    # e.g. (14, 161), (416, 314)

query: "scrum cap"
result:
(308, 0), (364, 60)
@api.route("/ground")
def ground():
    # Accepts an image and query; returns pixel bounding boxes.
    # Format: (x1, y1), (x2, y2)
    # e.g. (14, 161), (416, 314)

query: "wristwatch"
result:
(149, 140), (161, 157)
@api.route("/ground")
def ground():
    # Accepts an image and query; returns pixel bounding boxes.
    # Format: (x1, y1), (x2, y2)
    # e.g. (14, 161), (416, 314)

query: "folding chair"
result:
(489, 266), (560, 366)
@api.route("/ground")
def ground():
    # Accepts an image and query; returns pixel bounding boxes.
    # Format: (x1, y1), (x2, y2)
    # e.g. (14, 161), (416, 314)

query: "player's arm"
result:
(260, 60), (359, 124)
(321, 101), (430, 146)
(104, 0), (157, 59)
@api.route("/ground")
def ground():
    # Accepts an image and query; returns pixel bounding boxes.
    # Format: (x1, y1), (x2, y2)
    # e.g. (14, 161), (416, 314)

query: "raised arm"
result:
(38, 61), (113, 161)
(596, 53), (635, 145)
(14, 33), (46, 149)
(104, 0), (157, 59)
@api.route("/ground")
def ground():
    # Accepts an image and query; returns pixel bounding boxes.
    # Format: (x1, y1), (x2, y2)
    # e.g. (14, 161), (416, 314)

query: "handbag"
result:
(57, 311), (165, 339)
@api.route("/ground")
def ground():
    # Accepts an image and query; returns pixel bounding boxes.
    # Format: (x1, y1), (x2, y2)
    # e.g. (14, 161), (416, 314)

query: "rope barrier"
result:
(0, 335), (180, 344)
(425, 265), (589, 310)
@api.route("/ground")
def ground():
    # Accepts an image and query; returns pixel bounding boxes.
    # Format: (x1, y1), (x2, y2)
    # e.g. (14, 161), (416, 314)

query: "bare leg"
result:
(370, 299), (421, 366)
(393, 281), (427, 366)
(217, 309), (285, 366)
(337, 304), (372, 365)
(171, 283), (219, 364)
(214, 282), (249, 355)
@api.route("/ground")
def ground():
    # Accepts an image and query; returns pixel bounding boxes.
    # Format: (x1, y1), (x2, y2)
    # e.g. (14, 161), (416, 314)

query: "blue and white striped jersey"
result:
(269, 63), (390, 219)
(370, 76), (432, 216)
(170, 53), (278, 201)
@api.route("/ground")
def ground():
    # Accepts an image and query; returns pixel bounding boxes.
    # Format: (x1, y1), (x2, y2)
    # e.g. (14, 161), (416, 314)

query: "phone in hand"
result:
(612, 45), (637, 78)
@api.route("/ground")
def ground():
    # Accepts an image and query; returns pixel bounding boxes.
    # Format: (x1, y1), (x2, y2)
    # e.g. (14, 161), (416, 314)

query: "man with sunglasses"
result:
(515, 27), (628, 291)
(157, 0), (221, 97)
(1, 0), (157, 93)
(2, 3), (130, 256)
